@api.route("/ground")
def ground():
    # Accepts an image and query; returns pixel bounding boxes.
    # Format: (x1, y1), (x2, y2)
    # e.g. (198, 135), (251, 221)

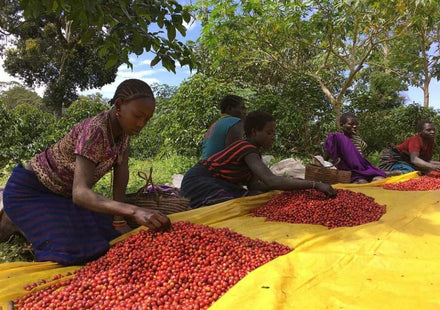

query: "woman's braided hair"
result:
(109, 79), (154, 106)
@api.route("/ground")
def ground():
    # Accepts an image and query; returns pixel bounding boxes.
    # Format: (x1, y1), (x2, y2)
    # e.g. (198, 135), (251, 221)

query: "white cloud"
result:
(118, 68), (157, 78)
(183, 18), (199, 32)
(0, 58), (18, 83)
(140, 59), (152, 66)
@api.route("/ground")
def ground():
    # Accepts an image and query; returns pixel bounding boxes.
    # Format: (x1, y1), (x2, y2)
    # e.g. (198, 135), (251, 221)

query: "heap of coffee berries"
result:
(252, 189), (386, 229)
(13, 221), (291, 310)
(383, 171), (440, 191)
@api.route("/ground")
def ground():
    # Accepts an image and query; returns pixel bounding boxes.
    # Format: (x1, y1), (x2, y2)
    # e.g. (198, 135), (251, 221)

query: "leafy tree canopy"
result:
(0, 0), (197, 116)
(8, 0), (197, 71)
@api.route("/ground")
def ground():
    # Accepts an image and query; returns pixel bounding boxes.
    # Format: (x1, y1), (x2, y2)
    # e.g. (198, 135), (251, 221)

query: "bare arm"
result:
(244, 153), (336, 197)
(112, 148), (129, 203)
(72, 155), (170, 231)
(111, 148), (131, 233)
(225, 121), (244, 146)
(410, 152), (440, 171)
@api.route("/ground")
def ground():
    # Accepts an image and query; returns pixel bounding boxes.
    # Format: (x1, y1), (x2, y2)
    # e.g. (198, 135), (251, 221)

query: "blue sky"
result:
(80, 17), (201, 99)
(0, 1), (439, 109)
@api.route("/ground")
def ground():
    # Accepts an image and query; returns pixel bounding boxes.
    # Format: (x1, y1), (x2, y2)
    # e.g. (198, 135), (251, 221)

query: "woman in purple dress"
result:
(1, 79), (170, 265)
(323, 112), (390, 183)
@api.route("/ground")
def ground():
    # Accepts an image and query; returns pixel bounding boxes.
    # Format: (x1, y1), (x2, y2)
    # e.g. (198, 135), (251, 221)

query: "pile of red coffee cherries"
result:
(13, 221), (291, 310)
(383, 171), (440, 191)
(252, 189), (386, 229)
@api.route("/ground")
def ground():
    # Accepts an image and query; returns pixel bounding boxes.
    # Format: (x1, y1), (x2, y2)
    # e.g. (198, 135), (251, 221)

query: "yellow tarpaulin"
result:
(2, 171), (440, 309)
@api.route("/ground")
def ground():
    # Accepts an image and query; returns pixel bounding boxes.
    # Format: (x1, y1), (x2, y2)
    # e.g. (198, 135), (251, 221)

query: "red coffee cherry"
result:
(252, 189), (386, 229)
(383, 171), (440, 191)
(13, 221), (291, 309)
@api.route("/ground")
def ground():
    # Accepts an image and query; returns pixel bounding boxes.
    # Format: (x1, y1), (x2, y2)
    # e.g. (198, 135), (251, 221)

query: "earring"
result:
(115, 110), (120, 117)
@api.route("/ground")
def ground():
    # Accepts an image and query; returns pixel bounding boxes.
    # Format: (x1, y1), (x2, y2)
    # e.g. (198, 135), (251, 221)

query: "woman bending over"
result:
(181, 111), (336, 209)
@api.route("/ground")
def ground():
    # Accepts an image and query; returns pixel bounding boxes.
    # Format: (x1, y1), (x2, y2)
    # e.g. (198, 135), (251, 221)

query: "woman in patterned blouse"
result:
(2, 79), (170, 265)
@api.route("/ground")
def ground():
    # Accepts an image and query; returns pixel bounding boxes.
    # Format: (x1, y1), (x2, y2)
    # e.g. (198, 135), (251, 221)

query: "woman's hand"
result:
(315, 182), (337, 198)
(133, 208), (171, 232)
(114, 224), (133, 235)
(430, 163), (440, 171)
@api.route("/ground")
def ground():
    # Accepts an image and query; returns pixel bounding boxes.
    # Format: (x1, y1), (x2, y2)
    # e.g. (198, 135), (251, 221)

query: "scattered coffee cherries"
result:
(383, 171), (440, 191)
(252, 189), (386, 229)
(13, 221), (291, 310)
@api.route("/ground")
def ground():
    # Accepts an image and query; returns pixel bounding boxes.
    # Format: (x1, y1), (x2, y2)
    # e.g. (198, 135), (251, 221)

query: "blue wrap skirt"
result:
(180, 163), (247, 209)
(3, 164), (120, 265)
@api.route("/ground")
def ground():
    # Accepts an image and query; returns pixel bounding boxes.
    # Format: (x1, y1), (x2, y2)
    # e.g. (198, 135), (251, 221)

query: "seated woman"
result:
(323, 112), (388, 184)
(378, 119), (440, 174)
(201, 94), (246, 159)
(180, 111), (337, 209)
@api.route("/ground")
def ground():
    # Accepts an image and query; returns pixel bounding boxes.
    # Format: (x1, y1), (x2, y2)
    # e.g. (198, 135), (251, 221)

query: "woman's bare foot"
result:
(353, 178), (368, 184)
(385, 170), (402, 177)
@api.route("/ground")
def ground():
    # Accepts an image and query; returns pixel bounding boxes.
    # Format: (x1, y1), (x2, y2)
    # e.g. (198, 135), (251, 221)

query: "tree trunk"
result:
(423, 79), (430, 108)
(333, 101), (341, 129)
(313, 76), (341, 128)
(423, 73), (431, 108)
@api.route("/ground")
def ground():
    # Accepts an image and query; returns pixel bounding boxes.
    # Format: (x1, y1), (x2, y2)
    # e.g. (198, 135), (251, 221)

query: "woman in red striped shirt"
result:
(180, 111), (336, 209)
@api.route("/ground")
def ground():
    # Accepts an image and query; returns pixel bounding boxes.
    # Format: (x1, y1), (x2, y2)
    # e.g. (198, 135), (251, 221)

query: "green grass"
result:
(93, 155), (198, 197)
(0, 154), (198, 263)
(0, 234), (35, 263)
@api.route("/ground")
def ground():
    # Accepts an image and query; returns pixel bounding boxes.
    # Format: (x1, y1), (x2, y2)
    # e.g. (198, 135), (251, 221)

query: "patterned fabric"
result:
(180, 163), (247, 209)
(3, 164), (119, 265)
(181, 139), (258, 209)
(378, 135), (433, 171)
(30, 110), (129, 197)
(350, 134), (367, 156)
(201, 115), (242, 160)
(201, 140), (260, 185)
(378, 147), (410, 171)
(324, 132), (386, 182)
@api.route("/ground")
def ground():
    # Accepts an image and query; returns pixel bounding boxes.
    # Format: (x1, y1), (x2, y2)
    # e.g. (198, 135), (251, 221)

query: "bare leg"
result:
(385, 170), (402, 177)
(353, 179), (368, 184)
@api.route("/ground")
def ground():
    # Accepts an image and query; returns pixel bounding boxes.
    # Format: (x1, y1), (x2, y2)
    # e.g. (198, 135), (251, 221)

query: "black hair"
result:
(340, 112), (357, 126)
(219, 94), (245, 113)
(417, 119), (433, 132)
(109, 79), (154, 106)
(244, 111), (275, 137)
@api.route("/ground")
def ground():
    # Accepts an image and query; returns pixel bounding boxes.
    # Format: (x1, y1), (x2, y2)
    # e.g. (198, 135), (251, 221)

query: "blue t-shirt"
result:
(201, 115), (242, 159)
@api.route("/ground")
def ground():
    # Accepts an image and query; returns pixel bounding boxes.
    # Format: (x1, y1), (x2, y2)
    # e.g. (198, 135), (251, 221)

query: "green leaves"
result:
(2, 0), (197, 76)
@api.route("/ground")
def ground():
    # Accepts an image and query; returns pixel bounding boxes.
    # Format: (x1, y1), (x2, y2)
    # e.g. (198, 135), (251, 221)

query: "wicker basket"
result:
(305, 159), (351, 184)
(124, 168), (190, 228)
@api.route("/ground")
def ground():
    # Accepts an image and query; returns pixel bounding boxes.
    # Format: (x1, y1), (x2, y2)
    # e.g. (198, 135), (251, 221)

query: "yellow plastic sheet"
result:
(3, 171), (440, 309)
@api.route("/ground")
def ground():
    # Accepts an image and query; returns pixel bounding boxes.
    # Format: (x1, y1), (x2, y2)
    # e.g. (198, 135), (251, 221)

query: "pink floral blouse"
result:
(30, 110), (129, 197)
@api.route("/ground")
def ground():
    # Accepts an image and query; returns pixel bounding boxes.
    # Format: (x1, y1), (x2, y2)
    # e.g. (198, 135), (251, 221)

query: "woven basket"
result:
(305, 159), (351, 184)
(124, 168), (190, 228)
